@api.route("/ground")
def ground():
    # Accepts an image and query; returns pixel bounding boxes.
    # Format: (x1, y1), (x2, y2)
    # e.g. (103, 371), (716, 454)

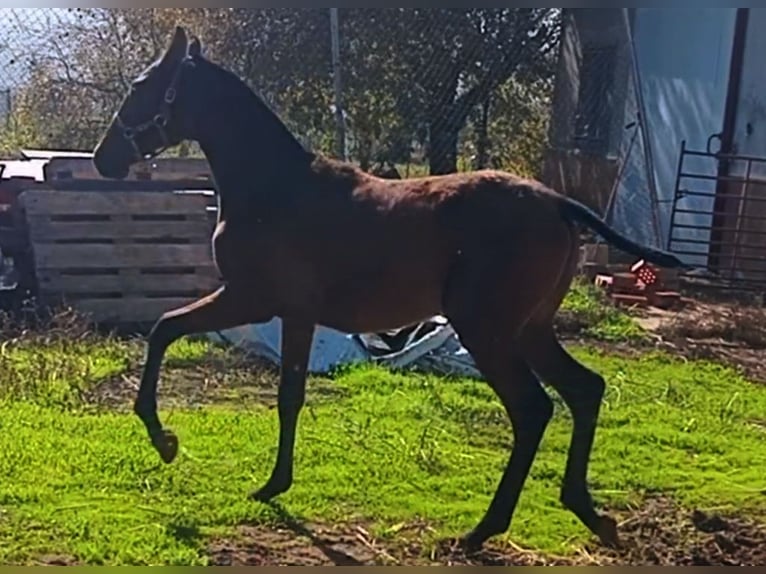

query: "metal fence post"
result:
(330, 8), (346, 160)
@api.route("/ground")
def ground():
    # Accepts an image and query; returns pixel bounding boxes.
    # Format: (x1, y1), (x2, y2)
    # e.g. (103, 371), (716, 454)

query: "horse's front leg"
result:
(135, 284), (270, 463)
(251, 318), (315, 501)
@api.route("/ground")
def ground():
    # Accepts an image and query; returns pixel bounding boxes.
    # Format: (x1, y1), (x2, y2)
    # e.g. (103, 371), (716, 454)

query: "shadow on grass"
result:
(165, 519), (203, 548)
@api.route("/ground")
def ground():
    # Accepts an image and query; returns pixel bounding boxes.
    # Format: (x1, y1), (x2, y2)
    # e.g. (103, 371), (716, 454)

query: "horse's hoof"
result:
(151, 429), (179, 464)
(596, 515), (620, 548)
(250, 480), (289, 503)
(458, 529), (487, 553)
(249, 488), (273, 503)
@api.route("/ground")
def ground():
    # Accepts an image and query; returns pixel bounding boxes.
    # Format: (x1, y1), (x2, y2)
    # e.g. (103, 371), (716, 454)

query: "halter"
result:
(115, 55), (195, 162)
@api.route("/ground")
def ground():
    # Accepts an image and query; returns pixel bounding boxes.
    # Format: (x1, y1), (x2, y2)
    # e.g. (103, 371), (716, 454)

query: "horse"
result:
(92, 26), (688, 551)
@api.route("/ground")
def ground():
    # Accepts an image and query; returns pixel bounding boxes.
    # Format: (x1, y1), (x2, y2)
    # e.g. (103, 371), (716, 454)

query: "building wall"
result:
(609, 8), (736, 263)
(547, 9), (632, 157)
(715, 9), (766, 281)
(542, 9), (631, 215)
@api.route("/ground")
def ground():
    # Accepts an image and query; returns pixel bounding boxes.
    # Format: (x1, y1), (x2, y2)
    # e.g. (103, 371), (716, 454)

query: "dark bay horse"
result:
(92, 26), (687, 550)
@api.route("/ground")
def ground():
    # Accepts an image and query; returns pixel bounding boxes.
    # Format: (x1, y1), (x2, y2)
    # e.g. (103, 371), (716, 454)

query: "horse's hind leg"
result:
(444, 257), (565, 549)
(519, 219), (618, 546)
(136, 284), (270, 464)
(524, 327), (618, 546)
(457, 339), (553, 550)
(251, 318), (315, 502)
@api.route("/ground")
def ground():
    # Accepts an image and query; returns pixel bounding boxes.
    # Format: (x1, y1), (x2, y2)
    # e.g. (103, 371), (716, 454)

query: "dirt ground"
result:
(206, 497), (766, 566)
(34, 497), (766, 567)
(617, 298), (766, 385)
(82, 295), (766, 566)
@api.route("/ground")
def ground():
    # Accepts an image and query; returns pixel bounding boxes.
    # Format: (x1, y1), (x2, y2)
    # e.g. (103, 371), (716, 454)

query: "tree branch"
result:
(449, 11), (558, 126)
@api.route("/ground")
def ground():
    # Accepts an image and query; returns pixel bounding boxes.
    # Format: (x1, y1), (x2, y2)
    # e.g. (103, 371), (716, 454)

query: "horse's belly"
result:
(213, 219), (450, 332)
(318, 275), (443, 334)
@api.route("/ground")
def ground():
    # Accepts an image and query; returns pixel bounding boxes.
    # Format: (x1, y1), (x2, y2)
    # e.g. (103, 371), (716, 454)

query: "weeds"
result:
(558, 278), (647, 342)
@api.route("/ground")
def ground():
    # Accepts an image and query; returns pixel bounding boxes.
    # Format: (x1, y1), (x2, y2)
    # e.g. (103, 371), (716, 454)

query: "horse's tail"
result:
(558, 195), (689, 269)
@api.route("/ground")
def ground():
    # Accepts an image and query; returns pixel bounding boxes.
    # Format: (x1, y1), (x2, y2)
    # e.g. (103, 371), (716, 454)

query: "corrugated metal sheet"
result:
(19, 149), (93, 160)
(0, 159), (46, 181)
(610, 8), (736, 264)
(0, 149), (94, 182)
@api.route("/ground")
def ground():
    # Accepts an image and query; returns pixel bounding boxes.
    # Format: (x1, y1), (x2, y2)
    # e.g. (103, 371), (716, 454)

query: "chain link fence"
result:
(0, 9), (65, 87)
(0, 9), (559, 174)
(0, 8), (661, 246)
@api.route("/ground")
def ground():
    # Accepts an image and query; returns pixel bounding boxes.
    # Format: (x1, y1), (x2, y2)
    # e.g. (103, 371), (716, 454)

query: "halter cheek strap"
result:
(116, 55), (195, 162)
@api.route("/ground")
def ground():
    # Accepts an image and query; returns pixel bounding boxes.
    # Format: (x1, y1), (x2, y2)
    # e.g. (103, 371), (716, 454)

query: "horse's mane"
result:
(194, 53), (313, 162)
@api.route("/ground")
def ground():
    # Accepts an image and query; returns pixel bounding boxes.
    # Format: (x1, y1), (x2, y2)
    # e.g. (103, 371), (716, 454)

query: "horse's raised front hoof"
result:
(595, 514), (620, 548)
(150, 429), (179, 464)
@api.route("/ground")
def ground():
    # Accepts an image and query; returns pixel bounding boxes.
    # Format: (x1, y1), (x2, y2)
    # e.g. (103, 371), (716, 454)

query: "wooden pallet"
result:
(19, 189), (220, 325)
(43, 157), (213, 183)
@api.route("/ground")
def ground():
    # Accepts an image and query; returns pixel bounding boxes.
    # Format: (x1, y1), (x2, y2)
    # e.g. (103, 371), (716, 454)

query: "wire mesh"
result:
(0, 8), (660, 246)
(545, 9), (663, 249)
(0, 9), (557, 172)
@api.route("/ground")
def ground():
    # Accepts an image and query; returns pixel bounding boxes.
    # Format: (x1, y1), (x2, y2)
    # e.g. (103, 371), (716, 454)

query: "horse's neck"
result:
(195, 73), (313, 218)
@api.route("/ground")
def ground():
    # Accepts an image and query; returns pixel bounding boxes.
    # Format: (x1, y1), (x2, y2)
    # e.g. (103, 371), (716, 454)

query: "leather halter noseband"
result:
(115, 55), (195, 162)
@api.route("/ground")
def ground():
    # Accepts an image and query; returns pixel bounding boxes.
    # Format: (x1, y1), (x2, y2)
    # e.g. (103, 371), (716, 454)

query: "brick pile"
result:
(579, 243), (691, 310)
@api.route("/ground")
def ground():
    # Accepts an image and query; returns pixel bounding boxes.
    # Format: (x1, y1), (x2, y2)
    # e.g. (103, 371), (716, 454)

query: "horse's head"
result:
(93, 26), (202, 179)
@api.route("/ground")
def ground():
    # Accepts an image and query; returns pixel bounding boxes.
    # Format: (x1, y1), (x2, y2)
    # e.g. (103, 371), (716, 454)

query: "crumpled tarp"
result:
(207, 316), (481, 378)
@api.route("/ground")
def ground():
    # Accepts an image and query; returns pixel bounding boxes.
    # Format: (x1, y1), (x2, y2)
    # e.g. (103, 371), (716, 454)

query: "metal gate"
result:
(668, 140), (766, 290)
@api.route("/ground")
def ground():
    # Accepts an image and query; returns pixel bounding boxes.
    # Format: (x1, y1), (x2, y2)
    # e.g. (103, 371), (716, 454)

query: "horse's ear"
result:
(189, 36), (202, 57)
(164, 25), (189, 64)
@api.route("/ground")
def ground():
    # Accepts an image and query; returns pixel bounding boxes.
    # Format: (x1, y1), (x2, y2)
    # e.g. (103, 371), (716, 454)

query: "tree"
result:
(1, 8), (178, 152)
(154, 8), (338, 154)
(0, 8), (559, 176)
(461, 76), (554, 178)
(149, 9), (561, 174)
(339, 9), (560, 174)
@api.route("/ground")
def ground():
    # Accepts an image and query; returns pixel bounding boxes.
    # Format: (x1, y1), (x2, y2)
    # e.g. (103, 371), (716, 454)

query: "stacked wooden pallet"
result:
(43, 156), (213, 183)
(43, 156), (218, 223)
(19, 188), (219, 326)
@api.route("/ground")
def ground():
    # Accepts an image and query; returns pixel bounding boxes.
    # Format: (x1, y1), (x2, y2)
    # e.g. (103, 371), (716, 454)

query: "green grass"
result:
(559, 278), (647, 342)
(0, 325), (765, 565)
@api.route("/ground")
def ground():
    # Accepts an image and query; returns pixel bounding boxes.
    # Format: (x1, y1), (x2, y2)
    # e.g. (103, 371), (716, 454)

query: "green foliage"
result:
(0, 99), (45, 158)
(559, 278), (647, 342)
(461, 77), (554, 178)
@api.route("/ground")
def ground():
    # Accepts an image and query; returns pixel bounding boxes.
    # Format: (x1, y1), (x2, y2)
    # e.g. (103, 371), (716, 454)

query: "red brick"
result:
(612, 272), (641, 293)
(648, 291), (681, 310)
(612, 293), (648, 308)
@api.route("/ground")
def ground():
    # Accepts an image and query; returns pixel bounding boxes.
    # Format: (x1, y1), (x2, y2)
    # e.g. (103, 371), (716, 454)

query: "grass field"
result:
(1, 287), (766, 565)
